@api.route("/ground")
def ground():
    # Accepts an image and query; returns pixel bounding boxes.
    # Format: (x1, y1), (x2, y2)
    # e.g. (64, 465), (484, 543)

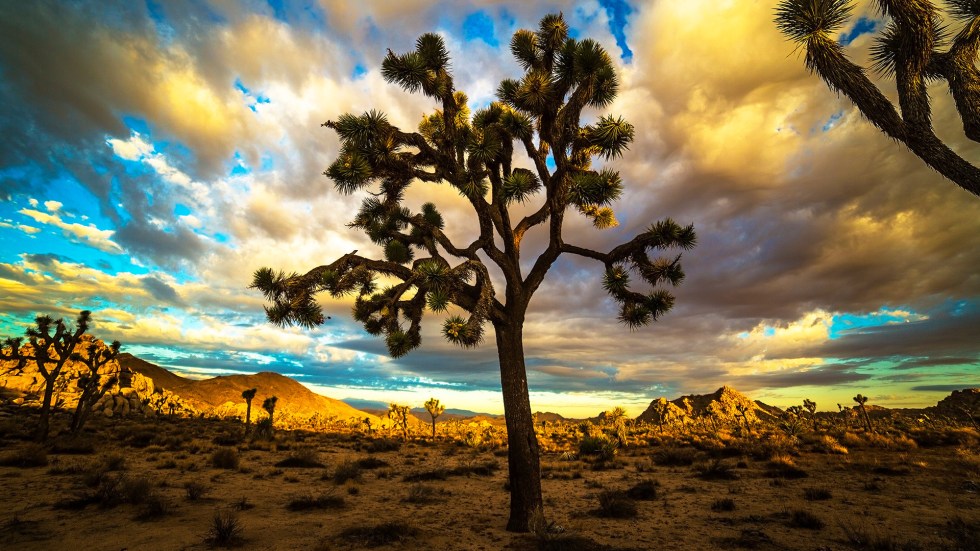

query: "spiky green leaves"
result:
(442, 315), (484, 348)
(774, 0), (855, 44)
(583, 116), (634, 160)
(503, 169), (542, 204)
(597, 219), (695, 330)
(569, 169), (623, 206)
(382, 33), (451, 99)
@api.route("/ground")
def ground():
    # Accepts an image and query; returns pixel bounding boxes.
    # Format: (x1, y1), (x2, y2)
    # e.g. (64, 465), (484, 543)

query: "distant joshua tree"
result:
(262, 396), (278, 425)
(775, 0), (980, 197)
(423, 397), (445, 438)
(803, 398), (817, 428)
(1, 310), (92, 441)
(388, 403), (411, 439)
(241, 388), (257, 435)
(853, 393), (874, 433)
(70, 338), (121, 434)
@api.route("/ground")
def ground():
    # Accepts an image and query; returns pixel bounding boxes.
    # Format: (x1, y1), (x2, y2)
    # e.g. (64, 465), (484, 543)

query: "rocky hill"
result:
(638, 386), (782, 426)
(116, 353), (378, 426)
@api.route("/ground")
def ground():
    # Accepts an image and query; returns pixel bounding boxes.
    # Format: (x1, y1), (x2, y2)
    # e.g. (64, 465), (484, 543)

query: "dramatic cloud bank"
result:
(1, 1), (977, 416)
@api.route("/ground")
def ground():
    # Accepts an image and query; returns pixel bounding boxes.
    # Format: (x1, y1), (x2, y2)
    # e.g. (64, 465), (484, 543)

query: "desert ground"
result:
(1, 399), (977, 551)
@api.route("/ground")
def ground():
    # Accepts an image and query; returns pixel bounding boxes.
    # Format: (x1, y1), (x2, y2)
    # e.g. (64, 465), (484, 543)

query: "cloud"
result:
(17, 208), (122, 253)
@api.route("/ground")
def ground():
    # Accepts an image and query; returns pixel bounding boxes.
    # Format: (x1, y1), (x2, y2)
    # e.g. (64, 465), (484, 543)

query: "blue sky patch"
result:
(463, 11), (498, 47)
(839, 17), (880, 46)
(598, 0), (633, 62)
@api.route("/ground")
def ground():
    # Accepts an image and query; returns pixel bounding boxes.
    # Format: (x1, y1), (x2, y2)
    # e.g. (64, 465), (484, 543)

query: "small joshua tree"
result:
(70, 338), (121, 434)
(262, 396), (278, 425)
(242, 388), (257, 435)
(1, 310), (92, 441)
(423, 397), (445, 438)
(388, 403), (411, 440)
(803, 398), (818, 429)
(853, 393), (874, 433)
(735, 403), (753, 435)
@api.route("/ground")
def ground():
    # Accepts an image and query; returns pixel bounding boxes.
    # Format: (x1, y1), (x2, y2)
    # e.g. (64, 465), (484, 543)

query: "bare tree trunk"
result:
(245, 401), (252, 435)
(495, 318), (543, 532)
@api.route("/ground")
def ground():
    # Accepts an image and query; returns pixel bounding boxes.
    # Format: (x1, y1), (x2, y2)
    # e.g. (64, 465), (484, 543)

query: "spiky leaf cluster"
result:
(600, 219), (696, 330)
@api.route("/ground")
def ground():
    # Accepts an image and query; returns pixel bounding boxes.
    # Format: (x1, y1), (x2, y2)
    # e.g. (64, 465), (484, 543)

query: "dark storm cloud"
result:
(23, 253), (75, 266)
(911, 384), (980, 392)
(141, 276), (181, 304)
(817, 306), (980, 360)
(732, 363), (872, 389)
(114, 223), (208, 269)
(894, 356), (980, 370)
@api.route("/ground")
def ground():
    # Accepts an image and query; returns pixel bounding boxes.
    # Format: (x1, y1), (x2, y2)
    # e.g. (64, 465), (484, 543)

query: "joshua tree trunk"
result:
(859, 404), (874, 434)
(36, 379), (55, 441)
(495, 314), (543, 532)
(245, 401), (252, 433)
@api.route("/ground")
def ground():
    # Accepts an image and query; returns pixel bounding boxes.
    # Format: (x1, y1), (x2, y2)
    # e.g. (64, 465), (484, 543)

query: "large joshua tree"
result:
(775, 0), (980, 197)
(1, 310), (91, 441)
(250, 13), (696, 531)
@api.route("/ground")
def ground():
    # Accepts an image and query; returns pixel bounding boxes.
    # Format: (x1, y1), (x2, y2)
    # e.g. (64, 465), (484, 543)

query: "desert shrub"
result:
(135, 493), (171, 521)
(210, 447), (240, 470)
(578, 435), (617, 461)
(942, 516), (979, 551)
(0, 443), (48, 467)
(49, 435), (96, 455)
(403, 484), (446, 504)
(234, 496), (254, 511)
(102, 453), (127, 471)
(366, 438), (401, 453)
(625, 480), (659, 501)
(653, 446), (697, 466)
(211, 433), (241, 446)
(274, 449), (325, 468)
(356, 456), (389, 469)
(593, 490), (638, 519)
(206, 511), (244, 548)
(332, 459), (362, 484)
(803, 487), (832, 501)
(694, 459), (739, 481)
(788, 509), (824, 530)
(121, 476), (155, 505)
(765, 455), (808, 479)
(124, 429), (158, 449)
(252, 418), (274, 441)
(840, 520), (924, 550)
(402, 468), (449, 482)
(741, 432), (800, 460)
(339, 521), (418, 547)
(286, 492), (345, 511)
(812, 435), (848, 455)
(156, 459), (178, 470)
(184, 480), (211, 501)
(711, 498), (736, 512)
(715, 529), (773, 549)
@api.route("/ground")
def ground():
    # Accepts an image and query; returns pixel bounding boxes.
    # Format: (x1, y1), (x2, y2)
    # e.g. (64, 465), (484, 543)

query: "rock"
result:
(104, 409), (114, 418)
(120, 387), (138, 399)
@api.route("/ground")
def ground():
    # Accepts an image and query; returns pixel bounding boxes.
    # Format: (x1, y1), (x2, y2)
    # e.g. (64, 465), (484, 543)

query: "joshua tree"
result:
(775, 0), (980, 197)
(735, 403), (754, 435)
(262, 395), (278, 425)
(249, 13), (695, 531)
(802, 398), (818, 428)
(241, 388), (257, 435)
(388, 403), (411, 439)
(853, 393), (874, 433)
(0, 310), (92, 441)
(70, 338), (121, 434)
(423, 397), (445, 438)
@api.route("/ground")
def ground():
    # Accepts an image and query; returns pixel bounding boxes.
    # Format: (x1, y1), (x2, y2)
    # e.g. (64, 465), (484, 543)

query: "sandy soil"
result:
(0, 410), (977, 551)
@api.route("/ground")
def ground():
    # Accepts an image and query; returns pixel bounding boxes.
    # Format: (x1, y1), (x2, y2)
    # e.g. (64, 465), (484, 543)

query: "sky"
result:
(0, 0), (977, 418)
